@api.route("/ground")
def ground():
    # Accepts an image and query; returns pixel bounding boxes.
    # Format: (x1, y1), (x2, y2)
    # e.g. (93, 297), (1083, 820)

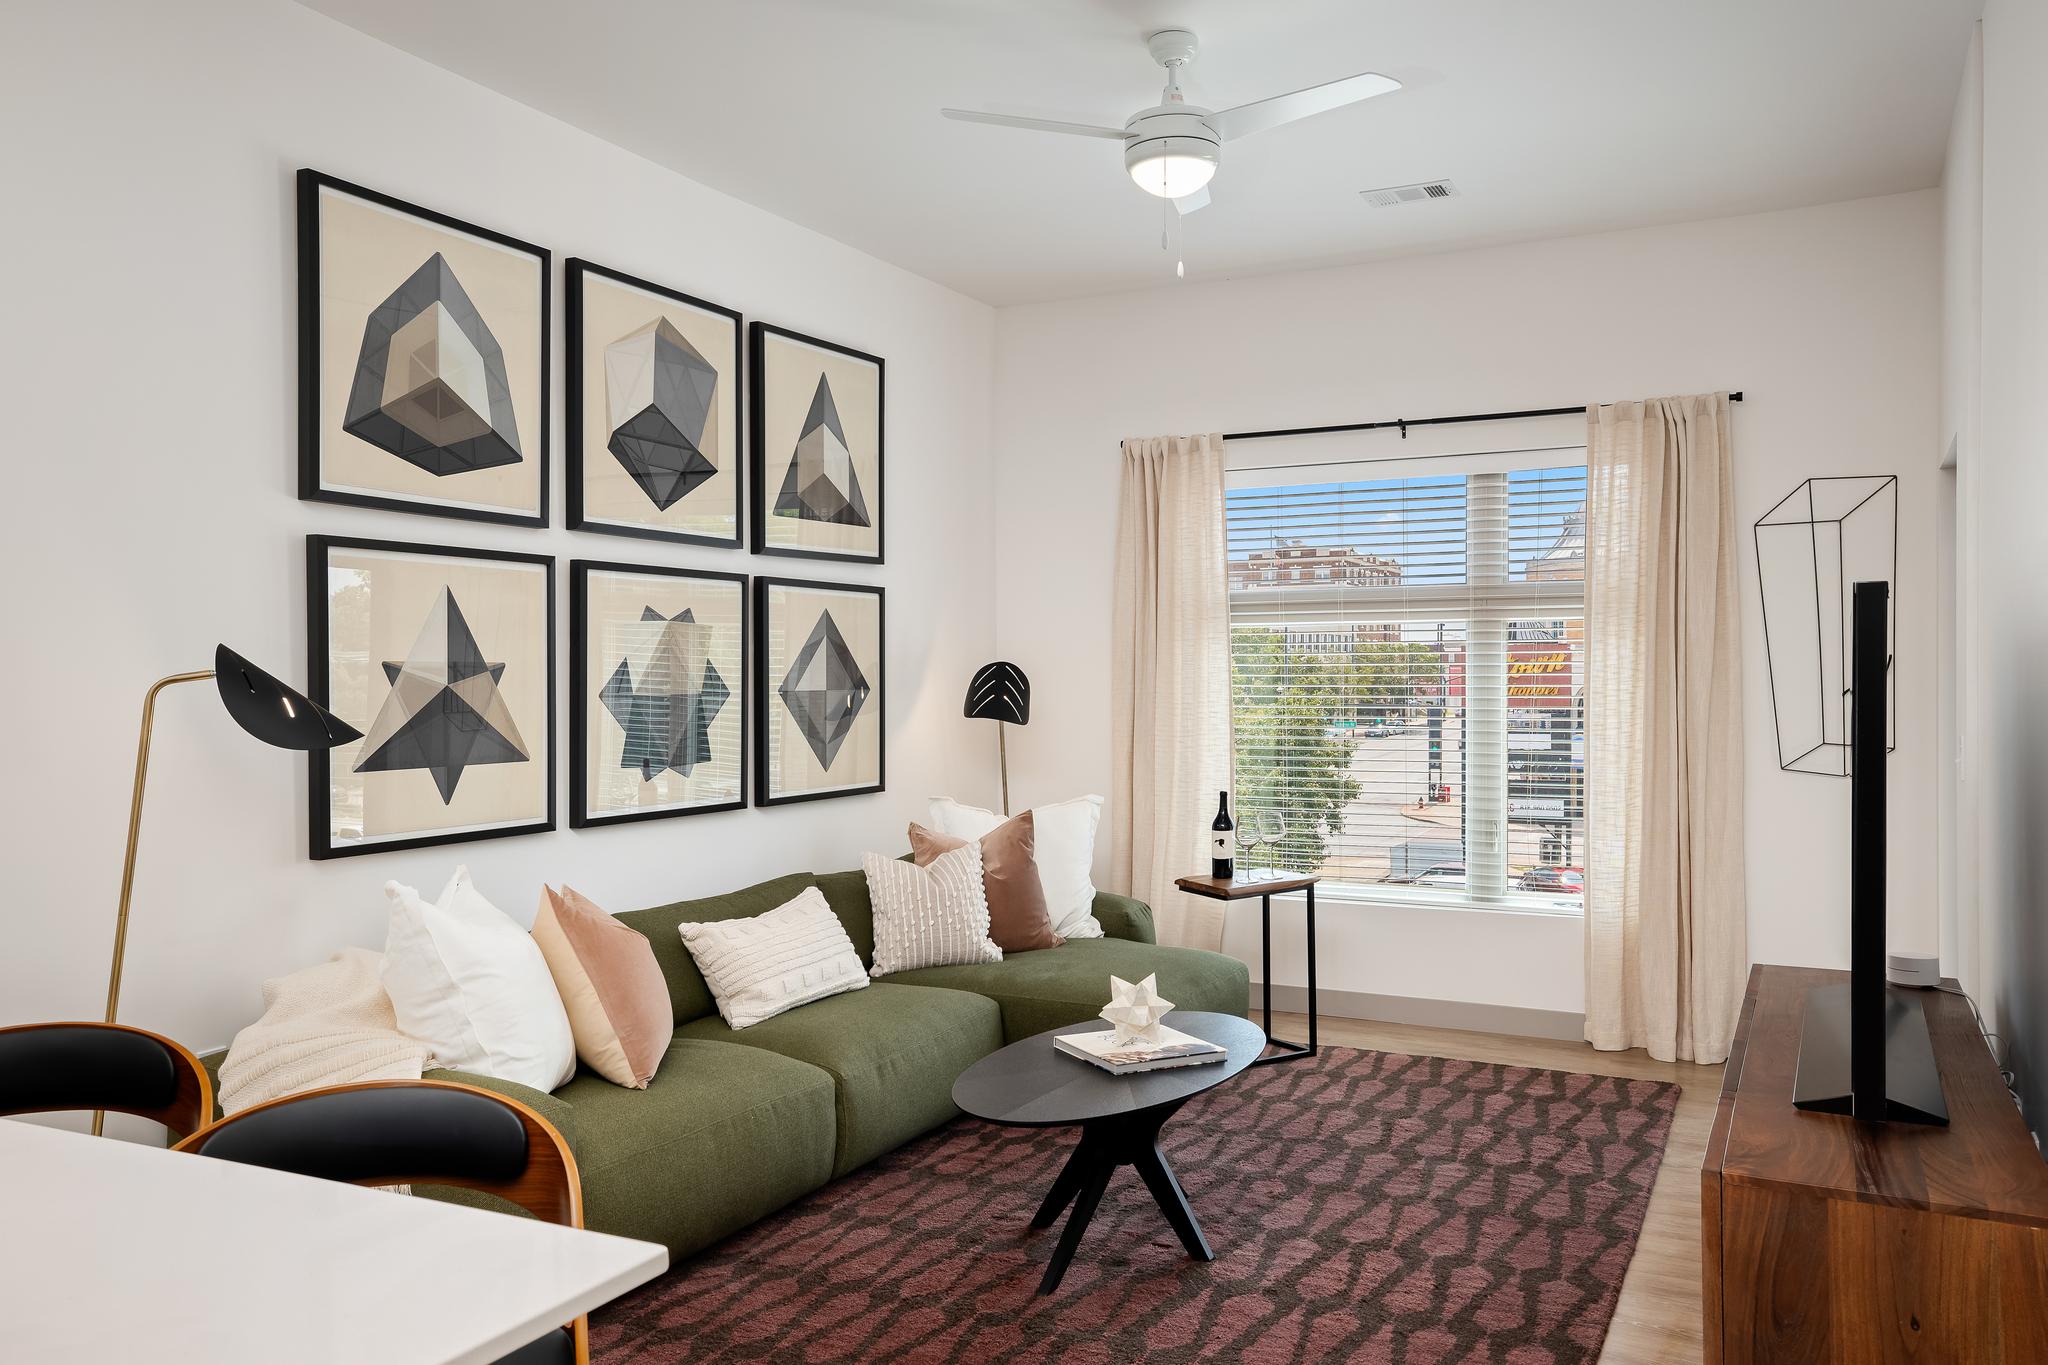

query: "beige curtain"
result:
(1110, 433), (1231, 950)
(1585, 394), (1746, 1064)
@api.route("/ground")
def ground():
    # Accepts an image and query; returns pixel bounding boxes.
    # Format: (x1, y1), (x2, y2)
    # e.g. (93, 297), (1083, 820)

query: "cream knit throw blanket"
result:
(218, 947), (435, 1116)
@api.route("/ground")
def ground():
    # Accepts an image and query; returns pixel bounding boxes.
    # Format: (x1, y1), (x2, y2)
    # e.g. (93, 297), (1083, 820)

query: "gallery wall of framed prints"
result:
(749, 323), (885, 564)
(566, 260), (743, 548)
(572, 561), (748, 827)
(307, 535), (556, 858)
(755, 577), (885, 805)
(298, 170), (550, 527)
(293, 168), (892, 859)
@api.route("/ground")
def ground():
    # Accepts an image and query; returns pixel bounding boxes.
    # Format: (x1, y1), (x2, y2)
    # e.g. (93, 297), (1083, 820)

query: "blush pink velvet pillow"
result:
(909, 812), (1062, 954)
(531, 885), (670, 1088)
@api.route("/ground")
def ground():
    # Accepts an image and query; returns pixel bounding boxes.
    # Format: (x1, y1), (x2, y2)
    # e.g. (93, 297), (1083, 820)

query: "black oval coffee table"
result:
(951, 1010), (1267, 1294)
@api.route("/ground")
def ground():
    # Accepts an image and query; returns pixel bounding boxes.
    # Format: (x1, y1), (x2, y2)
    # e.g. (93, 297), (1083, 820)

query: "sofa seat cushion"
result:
(548, 1038), (836, 1257)
(675, 982), (1002, 1178)
(882, 937), (1251, 1043)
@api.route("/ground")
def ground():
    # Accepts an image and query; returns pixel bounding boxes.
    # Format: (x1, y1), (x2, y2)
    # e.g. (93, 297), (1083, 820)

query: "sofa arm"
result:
(1091, 892), (1157, 944)
(423, 1067), (579, 1154)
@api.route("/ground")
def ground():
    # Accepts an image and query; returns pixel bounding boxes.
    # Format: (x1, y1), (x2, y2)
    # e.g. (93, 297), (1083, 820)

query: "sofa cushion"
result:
(810, 869), (877, 965)
(617, 873), (816, 1025)
(549, 1038), (836, 1257)
(881, 937), (1251, 1043)
(675, 982), (1002, 1178)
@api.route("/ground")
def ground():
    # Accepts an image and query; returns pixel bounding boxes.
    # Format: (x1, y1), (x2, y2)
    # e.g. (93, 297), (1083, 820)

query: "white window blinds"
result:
(1225, 455), (1588, 907)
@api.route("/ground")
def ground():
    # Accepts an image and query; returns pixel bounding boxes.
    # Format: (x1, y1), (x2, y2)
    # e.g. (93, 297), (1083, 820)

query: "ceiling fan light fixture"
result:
(1127, 137), (1218, 198)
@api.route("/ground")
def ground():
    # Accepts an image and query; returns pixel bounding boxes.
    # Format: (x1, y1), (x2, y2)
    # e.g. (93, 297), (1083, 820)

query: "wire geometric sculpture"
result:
(1754, 476), (1897, 776)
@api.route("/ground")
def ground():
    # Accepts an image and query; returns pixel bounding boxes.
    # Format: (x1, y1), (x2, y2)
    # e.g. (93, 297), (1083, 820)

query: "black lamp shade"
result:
(213, 644), (363, 750)
(964, 661), (1030, 726)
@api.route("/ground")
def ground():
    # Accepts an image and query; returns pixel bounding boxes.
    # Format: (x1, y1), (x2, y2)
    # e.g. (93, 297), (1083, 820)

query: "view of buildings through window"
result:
(1225, 460), (1587, 905)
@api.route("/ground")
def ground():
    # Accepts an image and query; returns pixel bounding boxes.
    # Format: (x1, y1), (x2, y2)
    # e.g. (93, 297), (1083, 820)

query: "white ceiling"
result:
(302, 0), (1981, 307)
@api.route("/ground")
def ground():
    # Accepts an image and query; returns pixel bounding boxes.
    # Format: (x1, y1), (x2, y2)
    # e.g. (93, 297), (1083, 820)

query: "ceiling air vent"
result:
(1359, 179), (1461, 208)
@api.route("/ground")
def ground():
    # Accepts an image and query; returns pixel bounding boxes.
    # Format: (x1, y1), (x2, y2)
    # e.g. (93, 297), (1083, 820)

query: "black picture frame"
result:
(566, 259), (744, 549)
(298, 169), (552, 528)
(307, 534), (557, 859)
(570, 559), (751, 828)
(748, 321), (886, 565)
(753, 575), (886, 806)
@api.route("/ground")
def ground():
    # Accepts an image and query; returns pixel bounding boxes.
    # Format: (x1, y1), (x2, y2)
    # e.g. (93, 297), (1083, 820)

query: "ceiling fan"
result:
(941, 28), (1402, 219)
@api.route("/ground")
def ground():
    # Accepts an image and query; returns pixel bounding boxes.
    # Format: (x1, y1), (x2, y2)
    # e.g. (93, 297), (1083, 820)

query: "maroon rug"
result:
(592, 1047), (1680, 1364)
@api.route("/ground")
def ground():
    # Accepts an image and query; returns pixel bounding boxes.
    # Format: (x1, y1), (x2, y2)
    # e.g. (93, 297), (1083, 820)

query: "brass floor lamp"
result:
(94, 645), (360, 1135)
(964, 662), (1030, 816)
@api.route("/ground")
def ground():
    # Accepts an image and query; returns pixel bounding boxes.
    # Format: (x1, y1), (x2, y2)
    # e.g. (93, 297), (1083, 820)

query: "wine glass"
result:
(1254, 811), (1288, 876)
(1234, 818), (1261, 879)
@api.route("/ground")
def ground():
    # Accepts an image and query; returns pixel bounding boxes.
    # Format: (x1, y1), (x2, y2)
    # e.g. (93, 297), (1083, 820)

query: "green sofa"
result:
(208, 868), (1250, 1261)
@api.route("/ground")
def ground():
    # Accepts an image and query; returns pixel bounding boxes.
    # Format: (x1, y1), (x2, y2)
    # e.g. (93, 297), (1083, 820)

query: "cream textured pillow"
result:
(379, 867), (576, 1092)
(864, 843), (1002, 976)
(678, 887), (868, 1029)
(927, 794), (1105, 939)
(531, 885), (670, 1089)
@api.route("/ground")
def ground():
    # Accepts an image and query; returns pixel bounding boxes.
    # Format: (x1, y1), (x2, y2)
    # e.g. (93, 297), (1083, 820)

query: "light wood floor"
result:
(1266, 1010), (1719, 1365)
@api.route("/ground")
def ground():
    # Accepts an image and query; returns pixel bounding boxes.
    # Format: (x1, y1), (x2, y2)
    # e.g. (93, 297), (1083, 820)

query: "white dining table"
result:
(0, 1117), (668, 1364)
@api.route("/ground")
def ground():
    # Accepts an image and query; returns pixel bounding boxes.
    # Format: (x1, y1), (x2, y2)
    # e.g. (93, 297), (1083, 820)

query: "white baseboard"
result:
(1255, 982), (1587, 1043)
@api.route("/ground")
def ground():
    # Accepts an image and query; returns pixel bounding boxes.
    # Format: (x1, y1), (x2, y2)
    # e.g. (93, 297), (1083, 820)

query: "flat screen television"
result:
(1792, 579), (1947, 1125)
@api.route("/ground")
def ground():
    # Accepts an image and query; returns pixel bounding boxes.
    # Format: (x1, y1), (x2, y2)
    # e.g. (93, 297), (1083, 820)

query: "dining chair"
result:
(175, 1079), (588, 1364)
(0, 1021), (213, 1141)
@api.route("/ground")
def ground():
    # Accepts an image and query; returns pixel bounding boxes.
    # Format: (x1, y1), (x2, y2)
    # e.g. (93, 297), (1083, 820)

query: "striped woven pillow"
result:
(863, 843), (1002, 977)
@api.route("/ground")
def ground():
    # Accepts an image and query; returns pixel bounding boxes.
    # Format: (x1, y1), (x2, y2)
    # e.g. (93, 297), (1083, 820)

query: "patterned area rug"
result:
(592, 1047), (1680, 1364)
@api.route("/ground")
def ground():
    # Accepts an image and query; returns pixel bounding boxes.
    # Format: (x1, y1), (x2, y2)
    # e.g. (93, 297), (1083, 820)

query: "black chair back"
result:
(0, 1022), (212, 1139)
(186, 1084), (529, 1186)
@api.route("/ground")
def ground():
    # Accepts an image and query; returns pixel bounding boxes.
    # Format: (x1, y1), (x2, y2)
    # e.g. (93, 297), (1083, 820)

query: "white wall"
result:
(1949, 0), (2048, 1132)
(993, 191), (1943, 1019)
(0, 0), (997, 1059)
(1939, 24), (1984, 1002)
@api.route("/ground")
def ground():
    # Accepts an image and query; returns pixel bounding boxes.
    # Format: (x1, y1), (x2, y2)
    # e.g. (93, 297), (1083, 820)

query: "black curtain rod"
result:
(1220, 392), (1744, 444)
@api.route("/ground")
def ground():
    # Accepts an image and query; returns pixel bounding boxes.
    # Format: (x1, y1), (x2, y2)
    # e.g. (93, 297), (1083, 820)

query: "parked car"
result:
(1387, 839), (1464, 881)
(1518, 866), (1585, 895)
(1364, 722), (1396, 737)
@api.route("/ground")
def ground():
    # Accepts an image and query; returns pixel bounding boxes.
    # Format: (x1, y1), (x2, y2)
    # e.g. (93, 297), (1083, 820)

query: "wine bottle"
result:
(1211, 791), (1235, 880)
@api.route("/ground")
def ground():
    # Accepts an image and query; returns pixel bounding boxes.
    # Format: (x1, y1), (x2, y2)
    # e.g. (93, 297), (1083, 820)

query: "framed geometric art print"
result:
(572, 560), (748, 827)
(567, 260), (742, 548)
(749, 323), (884, 564)
(755, 577), (884, 805)
(298, 170), (550, 527)
(307, 536), (555, 858)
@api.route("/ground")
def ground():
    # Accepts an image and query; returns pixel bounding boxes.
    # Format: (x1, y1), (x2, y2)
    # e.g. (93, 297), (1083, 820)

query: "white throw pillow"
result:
(678, 887), (868, 1029)
(928, 794), (1105, 939)
(379, 867), (576, 1091)
(864, 844), (1002, 977)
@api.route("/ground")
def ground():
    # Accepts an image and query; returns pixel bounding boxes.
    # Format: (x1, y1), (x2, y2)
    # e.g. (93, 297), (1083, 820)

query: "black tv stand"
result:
(1792, 981), (1949, 1126)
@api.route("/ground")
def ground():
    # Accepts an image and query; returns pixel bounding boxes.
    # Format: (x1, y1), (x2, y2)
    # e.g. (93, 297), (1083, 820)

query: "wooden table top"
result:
(1705, 964), (2048, 1227)
(1174, 873), (1321, 900)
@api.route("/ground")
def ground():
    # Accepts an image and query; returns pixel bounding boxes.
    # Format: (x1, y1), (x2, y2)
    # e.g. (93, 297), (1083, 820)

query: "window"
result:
(1226, 458), (1587, 909)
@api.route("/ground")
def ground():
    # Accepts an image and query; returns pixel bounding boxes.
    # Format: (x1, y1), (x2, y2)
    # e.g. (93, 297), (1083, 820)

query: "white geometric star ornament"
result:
(1101, 973), (1173, 1047)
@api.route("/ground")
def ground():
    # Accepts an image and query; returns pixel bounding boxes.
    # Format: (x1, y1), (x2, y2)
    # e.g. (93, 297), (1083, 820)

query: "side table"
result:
(1173, 873), (1319, 1064)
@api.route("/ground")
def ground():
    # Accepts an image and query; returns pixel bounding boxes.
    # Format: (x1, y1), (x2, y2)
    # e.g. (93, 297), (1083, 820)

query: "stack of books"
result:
(1054, 1025), (1227, 1075)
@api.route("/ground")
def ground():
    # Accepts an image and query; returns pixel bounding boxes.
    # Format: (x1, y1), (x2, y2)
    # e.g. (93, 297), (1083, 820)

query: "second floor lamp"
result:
(964, 661), (1030, 816)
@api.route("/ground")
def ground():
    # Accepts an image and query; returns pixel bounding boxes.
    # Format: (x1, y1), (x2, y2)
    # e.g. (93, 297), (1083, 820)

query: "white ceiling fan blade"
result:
(1211, 72), (1402, 142)
(1172, 185), (1210, 215)
(940, 109), (1129, 140)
